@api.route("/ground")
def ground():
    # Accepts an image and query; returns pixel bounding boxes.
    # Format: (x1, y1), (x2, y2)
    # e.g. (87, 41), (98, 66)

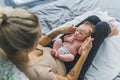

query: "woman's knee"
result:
(95, 21), (111, 36)
(76, 15), (101, 27)
(86, 15), (101, 25)
(88, 15), (100, 21)
(96, 22), (110, 29)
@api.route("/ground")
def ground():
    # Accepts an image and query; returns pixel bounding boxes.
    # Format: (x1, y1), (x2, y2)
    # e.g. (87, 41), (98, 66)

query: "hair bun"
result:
(3, 14), (7, 21)
(2, 14), (7, 25)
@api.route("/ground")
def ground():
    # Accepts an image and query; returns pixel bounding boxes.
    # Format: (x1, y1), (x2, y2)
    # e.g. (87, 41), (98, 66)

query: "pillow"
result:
(0, 49), (29, 80)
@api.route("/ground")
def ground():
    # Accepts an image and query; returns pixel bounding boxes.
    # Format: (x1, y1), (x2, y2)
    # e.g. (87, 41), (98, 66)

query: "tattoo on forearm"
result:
(68, 69), (76, 77)
(48, 33), (58, 39)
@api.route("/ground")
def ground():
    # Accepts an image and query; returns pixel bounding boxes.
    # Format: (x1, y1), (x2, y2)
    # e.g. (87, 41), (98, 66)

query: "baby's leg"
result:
(51, 49), (58, 57)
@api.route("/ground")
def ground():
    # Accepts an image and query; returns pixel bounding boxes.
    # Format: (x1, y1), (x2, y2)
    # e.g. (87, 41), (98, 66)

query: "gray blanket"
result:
(28, 0), (120, 34)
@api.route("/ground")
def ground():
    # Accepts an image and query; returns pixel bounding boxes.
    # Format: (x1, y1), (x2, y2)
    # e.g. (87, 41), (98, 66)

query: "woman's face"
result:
(74, 24), (92, 41)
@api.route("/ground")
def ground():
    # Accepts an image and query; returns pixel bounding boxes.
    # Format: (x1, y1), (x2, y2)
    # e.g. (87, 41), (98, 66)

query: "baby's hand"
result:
(51, 49), (58, 57)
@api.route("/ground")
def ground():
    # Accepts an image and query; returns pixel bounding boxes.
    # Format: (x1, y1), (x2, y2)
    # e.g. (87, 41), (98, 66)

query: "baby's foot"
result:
(51, 49), (56, 55)
(51, 49), (58, 57)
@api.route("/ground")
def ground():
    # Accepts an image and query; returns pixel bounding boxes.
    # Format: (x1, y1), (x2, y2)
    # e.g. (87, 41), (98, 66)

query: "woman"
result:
(0, 8), (93, 80)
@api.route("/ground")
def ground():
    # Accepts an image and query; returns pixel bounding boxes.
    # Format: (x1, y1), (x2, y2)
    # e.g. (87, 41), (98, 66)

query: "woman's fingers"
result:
(81, 36), (94, 51)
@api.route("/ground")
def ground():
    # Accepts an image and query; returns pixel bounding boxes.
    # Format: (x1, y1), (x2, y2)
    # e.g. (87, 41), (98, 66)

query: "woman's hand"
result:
(39, 25), (76, 46)
(78, 36), (94, 55)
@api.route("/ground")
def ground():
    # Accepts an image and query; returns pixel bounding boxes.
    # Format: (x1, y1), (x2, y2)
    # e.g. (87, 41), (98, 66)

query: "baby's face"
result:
(74, 24), (92, 41)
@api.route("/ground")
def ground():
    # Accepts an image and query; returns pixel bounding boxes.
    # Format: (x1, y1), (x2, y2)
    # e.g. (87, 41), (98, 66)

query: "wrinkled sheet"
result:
(29, 0), (120, 34)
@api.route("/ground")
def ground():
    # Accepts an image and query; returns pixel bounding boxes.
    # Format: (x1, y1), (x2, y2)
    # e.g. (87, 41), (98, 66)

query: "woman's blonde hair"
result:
(0, 7), (41, 56)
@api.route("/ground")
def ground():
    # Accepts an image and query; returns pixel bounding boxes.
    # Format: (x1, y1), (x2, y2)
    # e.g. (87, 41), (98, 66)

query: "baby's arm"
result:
(51, 38), (62, 56)
(53, 38), (63, 50)
(64, 34), (74, 42)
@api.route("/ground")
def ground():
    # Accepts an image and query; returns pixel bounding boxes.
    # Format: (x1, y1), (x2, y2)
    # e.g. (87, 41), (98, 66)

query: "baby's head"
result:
(82, 21), (95, 36)
(74, 21), (95, 41)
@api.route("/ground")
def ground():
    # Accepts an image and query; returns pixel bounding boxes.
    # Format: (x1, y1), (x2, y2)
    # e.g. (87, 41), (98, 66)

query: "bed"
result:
(1, 0), (120, 80)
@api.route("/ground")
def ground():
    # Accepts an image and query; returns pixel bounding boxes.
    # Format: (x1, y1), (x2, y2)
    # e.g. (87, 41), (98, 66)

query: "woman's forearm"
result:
(55, 41), (92, 80)
(56, 75), (68, 80)
(39, 25), (76, 46)
(39, 29), (61, 46)
(66, 40), (92, 80)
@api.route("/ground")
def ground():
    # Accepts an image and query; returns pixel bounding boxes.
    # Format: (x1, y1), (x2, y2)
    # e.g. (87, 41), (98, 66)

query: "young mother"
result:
(0, 8), (94, 80)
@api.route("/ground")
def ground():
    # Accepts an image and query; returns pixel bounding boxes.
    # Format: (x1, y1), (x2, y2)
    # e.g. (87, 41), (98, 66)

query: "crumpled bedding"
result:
(28, 0), (120, 35)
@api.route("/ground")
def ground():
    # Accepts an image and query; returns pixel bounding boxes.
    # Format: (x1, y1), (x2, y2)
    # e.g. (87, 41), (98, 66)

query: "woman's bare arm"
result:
(39, 25), (76, 46)
(55, 38), (93, 80)
(66, 39), (93, 80)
